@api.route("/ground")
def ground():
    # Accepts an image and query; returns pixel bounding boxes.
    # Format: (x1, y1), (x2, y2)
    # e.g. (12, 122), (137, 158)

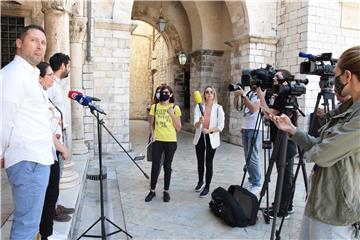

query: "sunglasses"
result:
(161, 91), (170, 94)
(205, 90), (214, 94)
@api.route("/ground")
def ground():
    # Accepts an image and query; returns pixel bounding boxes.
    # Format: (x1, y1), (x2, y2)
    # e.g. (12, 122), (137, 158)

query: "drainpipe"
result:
(86, 0), (92, 62)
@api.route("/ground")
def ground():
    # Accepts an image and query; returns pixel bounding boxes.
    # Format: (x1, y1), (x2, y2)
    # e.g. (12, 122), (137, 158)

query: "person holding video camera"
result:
(269, 46), (360, 239)
(257, 69), (297, 219)
(233, 87), (262, 195)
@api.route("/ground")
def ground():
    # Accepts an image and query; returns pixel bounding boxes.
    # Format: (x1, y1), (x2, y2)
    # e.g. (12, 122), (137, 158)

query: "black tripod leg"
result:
(299, 149), (308, 196)
(76, 217), (102, 240)
(270, 131), (288, 240)
(105, 218), (133, 238)
(258, 132), (281, 214)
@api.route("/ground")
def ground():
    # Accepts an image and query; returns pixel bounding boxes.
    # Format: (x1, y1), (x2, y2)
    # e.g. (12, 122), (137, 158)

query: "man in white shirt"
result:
(48, 53), (75, 221)
(0, 25), (54, 240)
(233, 87), (262, 195)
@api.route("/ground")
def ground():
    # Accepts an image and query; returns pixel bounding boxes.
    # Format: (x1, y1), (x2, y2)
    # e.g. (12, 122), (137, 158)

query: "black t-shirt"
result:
(270, 94), (298, 142)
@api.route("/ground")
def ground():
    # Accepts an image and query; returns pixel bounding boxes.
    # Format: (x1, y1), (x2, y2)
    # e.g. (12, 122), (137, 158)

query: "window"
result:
(1, 16), (24, 67)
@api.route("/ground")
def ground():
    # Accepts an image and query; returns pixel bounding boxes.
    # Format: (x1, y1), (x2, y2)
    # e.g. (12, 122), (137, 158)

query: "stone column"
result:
(42, 1), (78, 189)
(70, 17), (88, 156)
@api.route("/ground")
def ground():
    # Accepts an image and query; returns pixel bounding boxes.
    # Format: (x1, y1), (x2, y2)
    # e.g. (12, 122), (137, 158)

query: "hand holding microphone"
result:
(193, 90), (204, 116)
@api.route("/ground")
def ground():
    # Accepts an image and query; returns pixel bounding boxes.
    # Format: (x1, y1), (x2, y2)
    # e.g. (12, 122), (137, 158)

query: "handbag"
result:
(147, 103), (157, 162)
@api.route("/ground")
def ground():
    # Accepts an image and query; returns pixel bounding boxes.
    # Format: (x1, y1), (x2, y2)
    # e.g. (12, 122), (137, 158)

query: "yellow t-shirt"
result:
(149, 103), (182, 142)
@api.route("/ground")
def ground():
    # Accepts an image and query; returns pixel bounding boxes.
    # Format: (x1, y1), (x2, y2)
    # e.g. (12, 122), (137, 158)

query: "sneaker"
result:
(194, 181), (204, 192)
(56, 204), (75, 214)
(199, 187), (209, 198)
(163, 191), (170, 202)
(145, 191), (156, 202)
(266, 210), (290, 220)
(242, 180), (252, 189)
(48, 230), (67, 240)
(249, 185), (261, 195)
(287, 206), (295, 214)
(264, 206), (295, 215)
(53, 212), (71, 222)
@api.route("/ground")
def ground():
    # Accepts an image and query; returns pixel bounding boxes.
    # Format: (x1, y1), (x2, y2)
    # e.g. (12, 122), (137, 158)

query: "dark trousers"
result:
(150, 141), (177, 190)
(195, 134), (217, 189)
(275, 140), (297, 214)
(39, 158), (60, 238)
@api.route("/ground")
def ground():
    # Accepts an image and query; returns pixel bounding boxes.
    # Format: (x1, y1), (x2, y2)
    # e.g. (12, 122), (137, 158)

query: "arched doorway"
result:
(130, 1), (192, 123)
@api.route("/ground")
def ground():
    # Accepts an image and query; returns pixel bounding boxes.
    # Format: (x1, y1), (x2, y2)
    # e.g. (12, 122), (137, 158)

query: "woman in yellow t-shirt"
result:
(145, 85), (182, 202)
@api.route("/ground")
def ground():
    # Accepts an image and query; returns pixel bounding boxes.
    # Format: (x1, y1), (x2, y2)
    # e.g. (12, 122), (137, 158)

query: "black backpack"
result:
(228, 185), (258, 225)
(209, 185), (258, 227)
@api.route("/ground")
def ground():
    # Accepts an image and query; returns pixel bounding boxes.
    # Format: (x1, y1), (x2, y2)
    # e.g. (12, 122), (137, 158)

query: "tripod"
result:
(274, 88), (335, 239)
(77, 109), (133, 239)
(239, 110), (272, 224)
(308, 86), (335, 137)
(257, 96), (307, 240)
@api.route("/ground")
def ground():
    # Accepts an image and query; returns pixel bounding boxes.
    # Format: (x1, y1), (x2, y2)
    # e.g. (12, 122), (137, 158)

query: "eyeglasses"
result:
(205, 90), (214, 94)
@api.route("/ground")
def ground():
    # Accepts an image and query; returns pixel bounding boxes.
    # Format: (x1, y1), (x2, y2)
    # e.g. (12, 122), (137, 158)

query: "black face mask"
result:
(160, 92), (170, 101)
(334, 73), (348, 97)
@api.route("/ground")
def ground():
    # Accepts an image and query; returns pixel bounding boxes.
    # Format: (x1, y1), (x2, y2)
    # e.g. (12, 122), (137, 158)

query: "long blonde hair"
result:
(203, 85), (218, 104)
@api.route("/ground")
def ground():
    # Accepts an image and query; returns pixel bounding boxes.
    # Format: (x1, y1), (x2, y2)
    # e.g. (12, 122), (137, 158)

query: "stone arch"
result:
(131, 1), (192, 57)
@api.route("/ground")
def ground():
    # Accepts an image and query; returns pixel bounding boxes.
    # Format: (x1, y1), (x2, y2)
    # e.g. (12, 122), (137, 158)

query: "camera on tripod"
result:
(228, 64), (276, 92)
(299, 52), (337, 90)
(277, 75), (308, 97)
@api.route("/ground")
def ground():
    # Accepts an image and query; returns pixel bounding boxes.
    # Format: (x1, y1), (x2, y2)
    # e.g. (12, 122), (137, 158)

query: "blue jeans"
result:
(242, 129), (262, 187)
(6, 161), (50, 240)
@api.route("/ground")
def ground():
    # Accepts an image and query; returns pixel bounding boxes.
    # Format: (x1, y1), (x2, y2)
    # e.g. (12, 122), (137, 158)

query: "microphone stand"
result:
(89, 104), (149, 179)
(77, 109), (132, 239)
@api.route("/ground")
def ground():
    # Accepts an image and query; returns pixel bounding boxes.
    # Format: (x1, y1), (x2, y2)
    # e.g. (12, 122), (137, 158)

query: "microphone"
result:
(68, 91), (106, 115)
(193, 90), (204, 116)
(299, 52), (315, 60)
(68, 90), (101, 101)
(86, 96), (101, 101)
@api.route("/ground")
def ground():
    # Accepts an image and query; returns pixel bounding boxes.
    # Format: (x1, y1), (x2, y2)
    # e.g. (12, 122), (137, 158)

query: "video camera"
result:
(277, 76), (308, 97)
(299, 52), (337, 90)
(228, 64), (275, 92)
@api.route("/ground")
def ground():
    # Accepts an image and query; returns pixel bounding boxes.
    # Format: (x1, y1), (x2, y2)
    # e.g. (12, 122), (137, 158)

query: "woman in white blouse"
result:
(193, 86), (225, 197)
(37, 62), (69, 239)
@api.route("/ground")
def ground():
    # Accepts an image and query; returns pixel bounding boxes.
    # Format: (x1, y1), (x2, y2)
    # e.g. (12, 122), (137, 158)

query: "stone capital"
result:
(70, 16), (87, 43)
(41, 0), (71, 14)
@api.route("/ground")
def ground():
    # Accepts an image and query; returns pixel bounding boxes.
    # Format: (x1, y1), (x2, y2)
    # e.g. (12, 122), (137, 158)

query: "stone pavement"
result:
(1, 120), (313, 239)
(74, 120), (312, 239)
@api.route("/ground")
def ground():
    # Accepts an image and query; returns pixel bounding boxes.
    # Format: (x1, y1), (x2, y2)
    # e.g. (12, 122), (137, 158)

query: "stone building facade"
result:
(1, 0), (359, 154)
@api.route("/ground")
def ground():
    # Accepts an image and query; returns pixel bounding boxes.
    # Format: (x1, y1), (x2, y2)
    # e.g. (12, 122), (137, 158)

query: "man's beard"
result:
(62, 70), (69, 79)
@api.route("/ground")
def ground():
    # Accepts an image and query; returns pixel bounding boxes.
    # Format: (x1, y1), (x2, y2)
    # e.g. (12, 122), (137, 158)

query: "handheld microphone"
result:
(68, 91), (106, 115)
(193, 90), (204, 116)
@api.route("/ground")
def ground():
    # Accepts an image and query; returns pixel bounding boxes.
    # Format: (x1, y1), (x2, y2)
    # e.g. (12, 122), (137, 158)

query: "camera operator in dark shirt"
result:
(256, 69), (297, 219)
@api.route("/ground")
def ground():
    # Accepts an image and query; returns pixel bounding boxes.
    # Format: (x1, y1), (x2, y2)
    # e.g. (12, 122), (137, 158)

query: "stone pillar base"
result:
(60, 161), (80, 189)
(72, 139), (88, 155)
